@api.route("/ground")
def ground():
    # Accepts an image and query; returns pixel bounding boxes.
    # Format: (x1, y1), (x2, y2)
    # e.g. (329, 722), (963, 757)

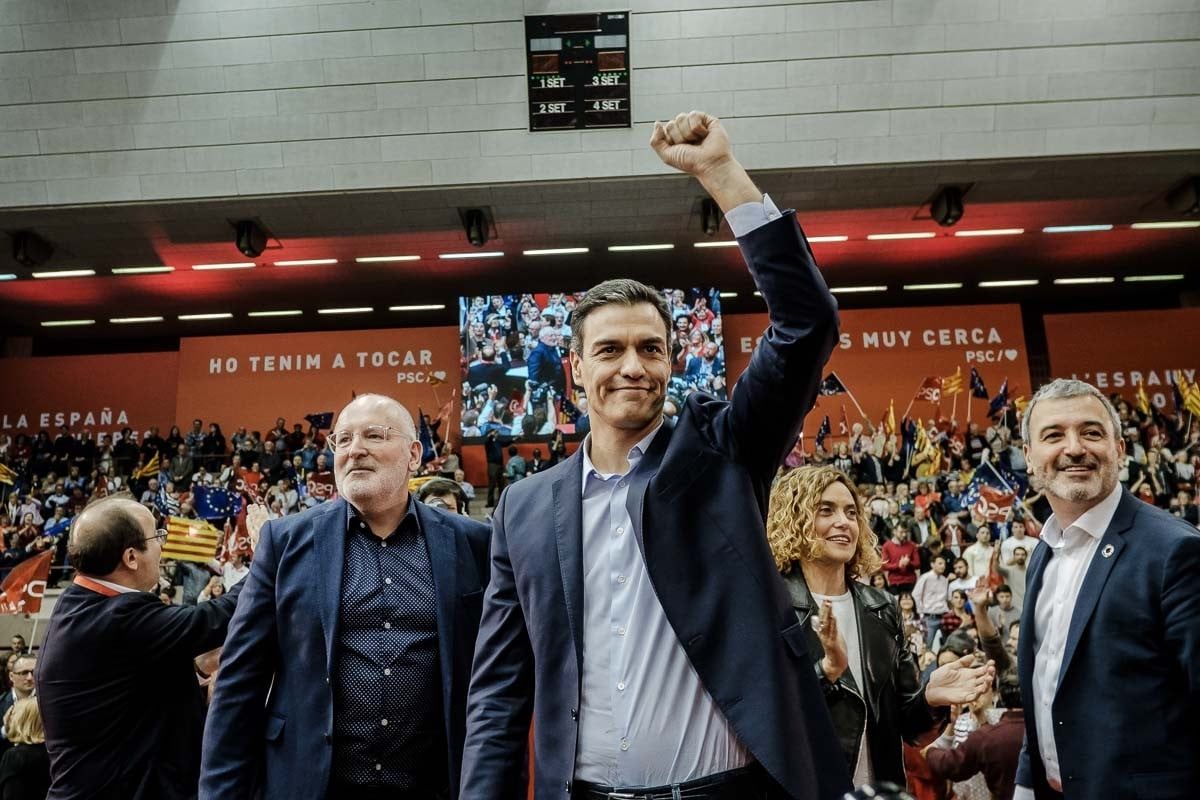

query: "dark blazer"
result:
(460, 213), (851, 800)
(199, 497), (490, 800)
(36, 580), (242, 800)
(783, 573), (943, 786)
(1016, 490), (1200, 799)
(0, 742), (50, 800)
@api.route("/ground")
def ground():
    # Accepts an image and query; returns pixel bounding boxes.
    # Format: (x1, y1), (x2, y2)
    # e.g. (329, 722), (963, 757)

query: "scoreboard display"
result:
(525, 12), (631, 131)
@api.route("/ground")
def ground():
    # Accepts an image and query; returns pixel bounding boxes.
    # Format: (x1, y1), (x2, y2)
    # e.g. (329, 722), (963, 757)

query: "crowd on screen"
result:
(0, 385), (1196, 798)
(458, 288), (726, 440)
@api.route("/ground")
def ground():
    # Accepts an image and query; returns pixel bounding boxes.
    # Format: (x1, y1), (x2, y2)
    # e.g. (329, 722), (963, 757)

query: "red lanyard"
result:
(72, 575), (122, 597)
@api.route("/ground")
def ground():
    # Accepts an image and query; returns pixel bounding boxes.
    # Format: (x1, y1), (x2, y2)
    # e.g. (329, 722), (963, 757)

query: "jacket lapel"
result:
(1055, 490), (1137, 687)
(415, 502), (458, 733)
(625, 417), (674, 560)
(552, 450), (586, 675)
(313, 498), (348, 674)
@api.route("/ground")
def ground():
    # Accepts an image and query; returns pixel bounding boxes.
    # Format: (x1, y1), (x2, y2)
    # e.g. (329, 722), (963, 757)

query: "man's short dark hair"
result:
(1013, 546), (1027, 555)
(570, 279), (672, 354)
(507, 445), (518, 457)
(68, 497), (147, 576)
(996, 584), (1012, 595)
(417, 478), (466, 513)
(998, 668), (1022, 710)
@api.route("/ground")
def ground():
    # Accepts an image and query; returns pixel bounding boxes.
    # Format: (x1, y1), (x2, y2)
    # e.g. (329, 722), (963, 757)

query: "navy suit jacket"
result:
(1016, 490), (1200, 799)
(459, 213), (851, 800)
(37, 580), (242, 800)
(199, 497), (490, 799)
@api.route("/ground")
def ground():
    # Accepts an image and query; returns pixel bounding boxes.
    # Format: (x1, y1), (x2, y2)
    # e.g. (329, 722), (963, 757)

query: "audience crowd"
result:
(0, 385), (1195, 799)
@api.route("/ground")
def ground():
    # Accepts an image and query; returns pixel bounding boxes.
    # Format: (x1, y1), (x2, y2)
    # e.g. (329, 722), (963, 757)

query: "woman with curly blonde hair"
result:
(767, 465), (994, 790)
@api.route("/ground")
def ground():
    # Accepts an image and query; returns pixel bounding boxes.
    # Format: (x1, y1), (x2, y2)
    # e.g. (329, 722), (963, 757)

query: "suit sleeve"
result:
(924, 732), (984, 781)
(1162, 529), (1200, 700)
(459, 491), (534, 800)
(120, 574), (243, 660)
(199, 518), (282, 799)
(713, 213), (839, 485)
(1016, 731), (1035, 790)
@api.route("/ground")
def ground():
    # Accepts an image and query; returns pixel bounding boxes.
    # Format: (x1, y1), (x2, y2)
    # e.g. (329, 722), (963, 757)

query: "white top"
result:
(1026, 484), (1122, 792)
(961, 541), (994, 579)
(812, 590), (874, 789)
(911, 570), (949, 616)
(1000, 532), (1031, 565)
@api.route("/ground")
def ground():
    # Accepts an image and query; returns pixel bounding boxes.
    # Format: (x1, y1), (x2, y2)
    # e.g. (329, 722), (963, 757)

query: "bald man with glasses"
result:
(201, 393), (491, 800)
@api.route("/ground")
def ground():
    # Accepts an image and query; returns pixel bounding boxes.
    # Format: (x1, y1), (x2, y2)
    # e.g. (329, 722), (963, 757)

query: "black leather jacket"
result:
(783, 572), (947, 785)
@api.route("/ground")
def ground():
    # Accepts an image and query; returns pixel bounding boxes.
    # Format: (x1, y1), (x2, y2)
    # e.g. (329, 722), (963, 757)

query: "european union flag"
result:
(970, 367), (989, 400)
(304, 411), (334, 430)
(988, 378), (1010, 418)
(815, 415), (831, 449)
(819, 372), (848, 396)
(191, 485), (242, 521)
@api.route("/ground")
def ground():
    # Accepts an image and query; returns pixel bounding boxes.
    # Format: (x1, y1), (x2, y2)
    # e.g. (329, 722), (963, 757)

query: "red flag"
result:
(838, 404), (849, 436)
(975, 484), (1016, 523)
(0, 551), (53, 614)
(915, 376), (942, 403)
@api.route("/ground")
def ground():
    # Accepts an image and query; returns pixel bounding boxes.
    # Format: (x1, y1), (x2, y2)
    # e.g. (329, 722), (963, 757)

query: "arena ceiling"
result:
(1, 149), (1197, 348)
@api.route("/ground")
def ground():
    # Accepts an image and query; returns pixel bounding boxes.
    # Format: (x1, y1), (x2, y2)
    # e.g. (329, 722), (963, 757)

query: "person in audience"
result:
(766, 465), (994, 789)
(0, 655), (35, 737)
(881, 523), (920, 594)
(417, 477), (468, 515)
(961, 526), (994, 579)
(201, 393), (490, 799)
(0, 698), (50, 800)
(37, 495), (244, 800)
(912, 554), (950, 651)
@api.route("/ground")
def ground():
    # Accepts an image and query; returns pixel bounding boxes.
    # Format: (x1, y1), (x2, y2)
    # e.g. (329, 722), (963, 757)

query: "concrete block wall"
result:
(0, 0), (1196, 207)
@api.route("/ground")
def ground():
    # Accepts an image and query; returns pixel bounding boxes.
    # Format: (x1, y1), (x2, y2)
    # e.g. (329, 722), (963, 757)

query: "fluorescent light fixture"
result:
(1130, 221), (1200, 230)
(355, 255), (421, 263)
(0, 274), (16, 281)
(110, 316), (163, 324)
(178, 312), (234, 320)
(608, 244), (674, 252)
(389, 304), (446, 311)
(112, 266), (174, 275)
(904, 282), (963, 291)
(248, 309), (303, 317)
(523, 247), (589, 256)
(978, 279), (1039, 288)
(693, 241), (738, 248)
(1123, 274), (1184, 282)
(438, 251), (504, 260)
(867, 232), (936, 241)
(317, 306), (373, 315)
(718, 291), (738, 298)
(31, 269), (95, 279)
(753, 291), (762, 297)
(831, 285), (888, 294)
(955, 228), (1025, 237)
(1042, 225), (1112, 234)
(192, 262), (255, 270)
(1053, 277), (1114, 285)
(808, 235), (850, 243)
(273, 259), (337, 267)
(41, 319), (95, 327)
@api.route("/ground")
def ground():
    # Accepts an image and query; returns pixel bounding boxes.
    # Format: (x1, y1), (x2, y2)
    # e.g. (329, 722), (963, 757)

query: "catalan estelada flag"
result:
(163, 516), (221, 563)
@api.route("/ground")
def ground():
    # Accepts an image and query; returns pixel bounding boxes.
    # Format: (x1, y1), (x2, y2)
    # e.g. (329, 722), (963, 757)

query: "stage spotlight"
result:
(234, 220), (267, 258)
(11, 231), (53, 267)
(463, 209), (488, 248)
(1166, 176), (1199, 215)
(931, 187), (964, 227)
(701, 198), (721, 236)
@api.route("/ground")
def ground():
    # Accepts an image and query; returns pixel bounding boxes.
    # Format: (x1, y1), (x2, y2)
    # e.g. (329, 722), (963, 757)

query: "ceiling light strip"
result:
(693, 241), (738, 248)
(1053, 277), (1114, 285)
(31, 269), (95, 278)
(954, 228), (1025, 237)
(867, 232), (936, 241)
(978, 279), (1039, 288)
(192, 262), (256, 270)
(317, 307), (374, 314)
(608, 244), (674, 252)
(1123, 274), (1184, 282)
(0, 274), (16, 281)
(808, 235), (850, 243)
(1042, 225), (1113, 234)
(355, 255), (421, 263)
(248, 310), (303, 317)
(1129, 221), (1200, 230)
(438, 251), (505, 259)
(523, 247), (589, 256)
(112, 266), (174, 274)
(718, 292), (738, 298)
(178, 312), (234, 320)
(41, 319), (95, 327)
(904, 282), (963, 291)
(389, 304), (446, 311)
(274, 259), (338, 267)
(110, 316), (164, 324)
(831, 285), (888, 294)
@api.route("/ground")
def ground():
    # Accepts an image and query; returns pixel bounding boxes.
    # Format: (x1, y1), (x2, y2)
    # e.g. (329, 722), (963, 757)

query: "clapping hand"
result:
(245, 502), (269, 553)
(969, 576), (992, 610)
(925, 654), (997, 707)
(816, 600), (848, 683)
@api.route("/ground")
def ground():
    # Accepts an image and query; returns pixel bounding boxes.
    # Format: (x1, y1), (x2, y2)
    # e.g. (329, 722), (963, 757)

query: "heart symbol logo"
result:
(432, 370), (447, 381)
(1004, 349), (1018, 361)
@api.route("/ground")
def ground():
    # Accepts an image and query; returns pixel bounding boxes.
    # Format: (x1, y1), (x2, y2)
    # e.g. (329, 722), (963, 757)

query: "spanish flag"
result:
(162, 516), (221, 563)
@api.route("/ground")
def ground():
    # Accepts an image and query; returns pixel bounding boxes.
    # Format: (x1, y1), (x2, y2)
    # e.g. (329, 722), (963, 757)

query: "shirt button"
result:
(383, 668), (392, 676)
(381, 541), (388, 548)
(617, 575), (626, 584)
(620, 738), (630, 751)
(375, 763), (382, 771)
(617, 682), (625, 691)
(384, 622), (392, 630)
(617, 627), (626, 636)
(385, 577), (393, 585)
(381, 718), (389, 726)
(618, 480), (626, 488)
(615, 526), (624, 535)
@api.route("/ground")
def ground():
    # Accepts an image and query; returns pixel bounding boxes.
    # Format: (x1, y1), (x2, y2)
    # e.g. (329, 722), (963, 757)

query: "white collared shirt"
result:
(574, 421), (750, 787)
(92, 577), (139, 594)
(1028, 484), (1122, 790)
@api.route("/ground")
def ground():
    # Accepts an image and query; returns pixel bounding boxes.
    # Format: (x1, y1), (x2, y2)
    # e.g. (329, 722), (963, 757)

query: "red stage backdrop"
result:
(176, 327), (461, 437)
(1044, 309), (1200, 410)
(0, 352), (179, 438)
(724, 304), (1032, 437)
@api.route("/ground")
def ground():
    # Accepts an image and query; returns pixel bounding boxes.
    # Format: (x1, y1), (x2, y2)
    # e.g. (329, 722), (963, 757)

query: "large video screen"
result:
(458, 288), (726, 440)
